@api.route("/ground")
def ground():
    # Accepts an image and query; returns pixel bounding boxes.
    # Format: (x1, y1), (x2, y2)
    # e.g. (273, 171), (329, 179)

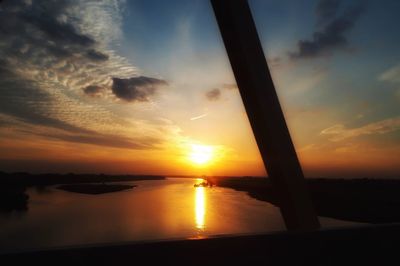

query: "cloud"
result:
(0, 0), (172, 150)
(0, 72), (93, 134)
(205, 88), (221, 101)
(289, 0), (365, 59)
(0, 0), (134, 130)
(203, 84), (238, 102)
(86, 49), (109, 62)
(321, 117), (400, 141)
(83, 85), (105, 97)
(39, 132), (160, 150)
(1, 111), (173, 151)
(0, 0), (115, 64)
(111, 76), (168, 102)
(190, 113), (208, 121)
(379, 64), (400, 101)
(21, 10), (95, 47)
(379, 64), (400, 83)
(316, 0), (341, 25)
(0, 0), (213, 157)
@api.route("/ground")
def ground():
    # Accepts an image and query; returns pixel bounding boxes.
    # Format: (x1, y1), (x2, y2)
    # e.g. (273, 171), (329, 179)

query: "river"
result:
(0, 177), (356, 253)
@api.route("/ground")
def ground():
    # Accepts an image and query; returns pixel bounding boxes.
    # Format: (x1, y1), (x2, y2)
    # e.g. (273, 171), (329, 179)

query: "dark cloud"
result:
(40, 132), (160, 150)
(83, 85), (105, 96)
(0, 0), (163, 152)
(0, 63), (113, 142)
(205, 88), (221, 101)
(86, 49), (109, 62)
(203, 84), (238, 101)
(0, 90), (163, 149)
(0, 70), (92, 135)
(0, 0), (124, 135)
(316, 0), (341, 25)
(111, 76), (167, 102)
(21, 13), (95, 47)
(289, 1), (365, 60)
(0, 0), (108, 65)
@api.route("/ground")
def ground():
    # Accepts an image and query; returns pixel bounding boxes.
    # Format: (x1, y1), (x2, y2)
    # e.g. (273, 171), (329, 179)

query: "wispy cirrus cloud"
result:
(190, 113), (208, 121)
(379, 64), (400, 83)
(379, 63), (400, 101)
(321, 117), (400, 141)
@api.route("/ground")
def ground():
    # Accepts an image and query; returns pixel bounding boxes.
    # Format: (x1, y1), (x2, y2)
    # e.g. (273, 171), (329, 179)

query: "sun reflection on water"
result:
(195, 183), (206, 231)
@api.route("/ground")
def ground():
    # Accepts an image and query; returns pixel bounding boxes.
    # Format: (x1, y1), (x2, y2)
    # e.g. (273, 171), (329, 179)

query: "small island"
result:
(0, 172), (165, 212)
(57, 184), (136, 195)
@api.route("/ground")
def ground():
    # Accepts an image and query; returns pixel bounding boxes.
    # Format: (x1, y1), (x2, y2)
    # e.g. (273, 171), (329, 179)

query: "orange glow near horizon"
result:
(1, 119), (399, 178)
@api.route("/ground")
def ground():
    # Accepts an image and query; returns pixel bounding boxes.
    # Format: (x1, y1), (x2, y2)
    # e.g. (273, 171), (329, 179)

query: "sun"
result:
(189, 144), (214, 166)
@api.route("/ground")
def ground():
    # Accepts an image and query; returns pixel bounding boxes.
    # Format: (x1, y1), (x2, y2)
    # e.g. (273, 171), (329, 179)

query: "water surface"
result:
(0, 178), (286, 252)
(0, 177), (357, 253)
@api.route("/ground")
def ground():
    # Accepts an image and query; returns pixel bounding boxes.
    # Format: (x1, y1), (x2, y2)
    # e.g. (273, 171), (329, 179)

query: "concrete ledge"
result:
(2, 224), (399, 265)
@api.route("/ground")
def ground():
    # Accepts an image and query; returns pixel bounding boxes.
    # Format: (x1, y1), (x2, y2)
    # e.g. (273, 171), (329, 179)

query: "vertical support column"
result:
(211, 0), (320, 231)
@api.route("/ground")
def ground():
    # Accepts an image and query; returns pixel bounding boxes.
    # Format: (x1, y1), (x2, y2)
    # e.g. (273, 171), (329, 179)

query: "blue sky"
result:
(117, 0), (400, 126)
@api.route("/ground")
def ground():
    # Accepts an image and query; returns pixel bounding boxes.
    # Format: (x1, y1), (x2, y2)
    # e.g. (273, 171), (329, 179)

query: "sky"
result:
(0, 0), (399, 178)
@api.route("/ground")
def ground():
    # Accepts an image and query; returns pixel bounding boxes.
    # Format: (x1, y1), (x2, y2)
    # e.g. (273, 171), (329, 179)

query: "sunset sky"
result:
(0, 0), (399, 177)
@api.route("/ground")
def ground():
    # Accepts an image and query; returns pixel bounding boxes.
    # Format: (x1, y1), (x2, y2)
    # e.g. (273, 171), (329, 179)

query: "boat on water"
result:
(194, 181), (213, 188)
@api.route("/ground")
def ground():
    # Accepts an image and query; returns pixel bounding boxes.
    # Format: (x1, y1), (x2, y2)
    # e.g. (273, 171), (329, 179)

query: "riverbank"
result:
(0, 172), (165, 187)
(0, 172), (165, 212)
(57, 184), (136, 194)
(209, 176), (400, 224)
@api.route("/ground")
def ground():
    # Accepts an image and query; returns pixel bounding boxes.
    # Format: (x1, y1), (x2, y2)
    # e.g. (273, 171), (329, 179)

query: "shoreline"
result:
(209, 177), (400, 224)
(2, 172), (400, 224)
(0, 172), (165, 212)
(57, 184), (136, 195)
